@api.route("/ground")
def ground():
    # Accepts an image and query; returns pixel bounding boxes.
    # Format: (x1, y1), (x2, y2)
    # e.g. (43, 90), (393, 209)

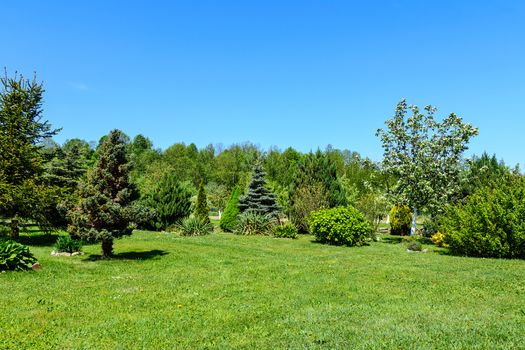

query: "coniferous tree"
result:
(194, 181), (210, 223)
(220, 185), (241, 232)
(68, 129), (138, 257)
(143, 173), (192, 230)
(0, 71), (60, 237)
(238, 164), (280, 217)
(288, 150), (347, 232)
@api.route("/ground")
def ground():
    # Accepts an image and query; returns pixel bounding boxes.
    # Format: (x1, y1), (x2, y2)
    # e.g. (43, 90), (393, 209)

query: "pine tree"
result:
(220, 186), (241, 232)
(194, 181), (210, 223)
(143, 174), (192, 230)
(68, 129), (138, 257)
(238, 164), (280, 217)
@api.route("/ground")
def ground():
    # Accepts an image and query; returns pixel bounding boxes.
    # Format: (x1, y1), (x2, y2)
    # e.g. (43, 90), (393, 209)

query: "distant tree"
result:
(0, 71), (60, 237)
(143, 173), (192, 230)
(459, 152), (512, 199)
(376, 99), (478, 235)
(219, 186), (241, 232)
(206, 182), (228, 218)
(238, 164), (280, 218)
(194, 181), (210, 223)
(68, 129), (138, 257)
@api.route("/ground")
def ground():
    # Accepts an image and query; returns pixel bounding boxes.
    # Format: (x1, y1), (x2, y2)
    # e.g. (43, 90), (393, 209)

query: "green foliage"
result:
(238, 163), (280, 217)
(290, 182), (329, 233)
(176, 217), (214, 236)
(219, 186), (241, 232)
(0, 240), (37, 271)
(442, 176), (525, 259)
(67, 129), (138, 257)
(0, 71), (61, 236)
(309, 206), (371, 246)
(389, 204), (412, 236)
(273, 223), (298, 239)
(355, 191), (390, 233)
(54, 236), (82, 254)
(376, 100), (478, 232)
(194, 181), (210, 223)
(406, 239), (423, 252)
(234, 212), (275, 236)
(142, 174), (192, 230)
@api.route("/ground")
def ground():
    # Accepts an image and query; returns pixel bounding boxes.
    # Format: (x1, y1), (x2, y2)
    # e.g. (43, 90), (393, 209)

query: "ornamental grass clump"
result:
(309, 206), (371, 247)
(176, 217), (214, 236)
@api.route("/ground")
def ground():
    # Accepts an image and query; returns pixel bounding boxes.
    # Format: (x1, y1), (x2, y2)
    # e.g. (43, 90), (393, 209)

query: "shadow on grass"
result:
(85, 249), (169, 261)
(17, 233), (62, 246)
(380, 236), (404, 244)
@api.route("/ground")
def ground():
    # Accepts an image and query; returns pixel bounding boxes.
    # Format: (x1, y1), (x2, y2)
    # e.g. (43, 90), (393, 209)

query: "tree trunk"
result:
(410, 208), (417, 236)
(10, 217), (19, 240)
(101, 238), (113, 258)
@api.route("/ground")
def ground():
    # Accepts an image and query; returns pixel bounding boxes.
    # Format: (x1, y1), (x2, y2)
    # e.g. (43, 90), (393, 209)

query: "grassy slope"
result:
(1, 231), (525, 349)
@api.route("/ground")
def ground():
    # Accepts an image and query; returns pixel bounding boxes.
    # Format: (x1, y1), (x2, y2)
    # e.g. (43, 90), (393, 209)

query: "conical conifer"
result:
(238, 164), (280, 217)
(194, 181), (210, 223)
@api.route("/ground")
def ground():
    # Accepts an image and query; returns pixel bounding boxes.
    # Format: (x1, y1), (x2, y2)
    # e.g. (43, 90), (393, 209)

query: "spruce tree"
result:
(143, 173), (192, 230)
(0, 71), (60, 237)
(194, 181), (210, 223)
(68, 129), (138, 257)
(220, 185), (241, 232)
(238, 164), (280, 217)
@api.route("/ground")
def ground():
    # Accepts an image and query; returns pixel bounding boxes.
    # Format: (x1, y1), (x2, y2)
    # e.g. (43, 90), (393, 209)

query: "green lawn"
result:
(1, 231), (525, 349)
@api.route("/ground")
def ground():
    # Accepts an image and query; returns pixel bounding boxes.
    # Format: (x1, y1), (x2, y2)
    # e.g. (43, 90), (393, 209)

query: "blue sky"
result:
(2, 1), (524, 165)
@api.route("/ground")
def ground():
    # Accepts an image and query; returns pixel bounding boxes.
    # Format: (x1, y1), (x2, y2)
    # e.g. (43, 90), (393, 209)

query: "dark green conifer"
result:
(68, 129), (138, 258)
(143, 174), (192, 230)
(238, 164), (280, 217)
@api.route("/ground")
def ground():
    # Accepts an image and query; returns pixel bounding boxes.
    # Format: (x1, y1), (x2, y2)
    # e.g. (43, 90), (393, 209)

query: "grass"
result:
(1, 231), (525, 349)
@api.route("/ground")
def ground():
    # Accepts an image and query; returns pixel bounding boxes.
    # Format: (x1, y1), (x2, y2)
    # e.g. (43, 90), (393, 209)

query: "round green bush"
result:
(389, 204), (412, 236)
(442, 177), (525, 259)
(309, 206), (371, 246)
(273, 223), (298, 239)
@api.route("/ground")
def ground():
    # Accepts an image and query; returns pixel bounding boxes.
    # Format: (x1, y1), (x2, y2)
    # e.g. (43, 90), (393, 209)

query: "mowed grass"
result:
(1, 231), (525, 349)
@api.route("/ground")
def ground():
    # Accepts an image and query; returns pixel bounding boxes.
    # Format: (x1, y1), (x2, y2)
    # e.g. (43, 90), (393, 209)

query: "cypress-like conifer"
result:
(220, 186), (241, 232)
(194, 181), (210, 223)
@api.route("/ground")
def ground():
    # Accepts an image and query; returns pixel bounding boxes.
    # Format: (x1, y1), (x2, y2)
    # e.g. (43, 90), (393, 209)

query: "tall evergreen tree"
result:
(238, 164), (280, 217)
(194, 181), (210, 223)
(68, 129), (138, 257)
(220, 185), (241, 232)
(0, 71), (60, 237)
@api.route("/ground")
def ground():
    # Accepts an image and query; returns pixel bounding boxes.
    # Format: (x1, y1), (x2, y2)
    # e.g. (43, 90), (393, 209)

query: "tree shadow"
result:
(380, 236), (404, 244)
(17, 233), (62, 246)
(85, 249), (169, 261)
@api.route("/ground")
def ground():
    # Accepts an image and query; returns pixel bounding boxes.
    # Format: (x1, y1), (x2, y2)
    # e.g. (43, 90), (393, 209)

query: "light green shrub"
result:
(273, 223), (298, 239)
(389, 204), (412, 236)
(309, 206), (371, 246)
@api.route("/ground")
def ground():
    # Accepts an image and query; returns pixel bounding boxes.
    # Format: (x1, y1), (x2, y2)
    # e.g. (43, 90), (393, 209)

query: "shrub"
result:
(430, 231), (447, 247)
(406, 240), (423, 252)
(234, 212), (275, 236)
(0, 225), (10, 238)
(176, 217), (213, 236)
(55, 236), (82, 254)
(220, 186), (241, 232)
(422, 219), (439, 238)
(273, 223), (298, 239)
(309, 206), (371, 246)
(389, 204), (412, 236)
(442, 176), (525, 259)
(0, 240), (37, 271)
